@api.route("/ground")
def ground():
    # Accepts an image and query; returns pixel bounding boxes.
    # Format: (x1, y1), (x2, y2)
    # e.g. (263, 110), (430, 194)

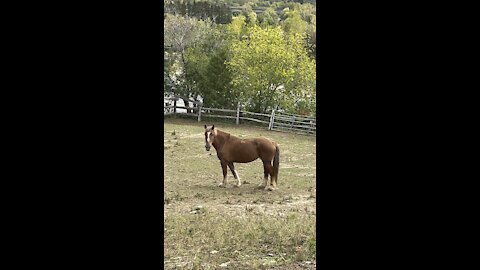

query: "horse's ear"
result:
(204, 125), (207, 129)
(212, 125), (214, 130)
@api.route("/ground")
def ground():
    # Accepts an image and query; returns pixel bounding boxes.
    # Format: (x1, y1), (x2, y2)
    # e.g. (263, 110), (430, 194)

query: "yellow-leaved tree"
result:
(226, 24), (316, 115)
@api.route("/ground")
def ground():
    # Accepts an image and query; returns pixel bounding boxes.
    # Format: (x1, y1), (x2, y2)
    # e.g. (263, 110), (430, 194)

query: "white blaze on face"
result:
(206, 132), (211, 144)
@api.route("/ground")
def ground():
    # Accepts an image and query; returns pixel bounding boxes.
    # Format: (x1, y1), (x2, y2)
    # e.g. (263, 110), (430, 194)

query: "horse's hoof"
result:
(218, 183), (226, 188)
(265, 186), (275, 191)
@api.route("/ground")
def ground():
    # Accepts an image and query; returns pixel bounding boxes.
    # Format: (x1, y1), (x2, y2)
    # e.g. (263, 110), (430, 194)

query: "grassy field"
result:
(164, 117), (317, 269)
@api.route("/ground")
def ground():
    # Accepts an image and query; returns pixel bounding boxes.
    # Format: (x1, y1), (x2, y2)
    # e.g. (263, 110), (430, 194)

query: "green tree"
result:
(186, 46), (237, 109)
(164, 63), (173, 92)
(184, 22), (237, 109)
(305, 14), (316, 58)
(282, 9), (308, 36)
(246, 11), (258, 25)
(226, 25), (316, 114)
(227, 15), (247, 39)
(258, 7), (279, 26)
(285, 32), (316, 115)
(164, 14), (204, 111)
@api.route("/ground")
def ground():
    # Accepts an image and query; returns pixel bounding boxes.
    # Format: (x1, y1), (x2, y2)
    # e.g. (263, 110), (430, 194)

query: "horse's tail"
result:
(273, 144), (280, 182)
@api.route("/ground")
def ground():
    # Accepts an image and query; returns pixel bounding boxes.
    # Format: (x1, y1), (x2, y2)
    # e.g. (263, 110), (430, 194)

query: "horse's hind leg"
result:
(267, 168), (277, 190)
(260, 162), (272, 189)
(228, 162), (241, 187)
(270, 161), (277, 189)
(258, 169), (269, 188)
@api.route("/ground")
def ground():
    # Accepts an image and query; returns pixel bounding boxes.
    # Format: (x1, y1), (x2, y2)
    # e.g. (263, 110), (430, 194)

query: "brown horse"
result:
(204, 125), (280, 190)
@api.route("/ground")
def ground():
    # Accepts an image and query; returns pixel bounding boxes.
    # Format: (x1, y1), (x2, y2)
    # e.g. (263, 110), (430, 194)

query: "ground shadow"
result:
(189, 183), (276, 195)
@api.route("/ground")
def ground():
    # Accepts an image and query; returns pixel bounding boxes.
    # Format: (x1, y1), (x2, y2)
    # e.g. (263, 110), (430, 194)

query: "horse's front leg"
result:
(218, 160), (228, 187)
(228, 162), (241, 187)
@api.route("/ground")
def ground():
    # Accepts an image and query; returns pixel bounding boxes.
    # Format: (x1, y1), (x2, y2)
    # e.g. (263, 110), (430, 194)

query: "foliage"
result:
(184, 23), (238, 109)
(282, 9), (308, 36)
(164, 64), (173, 92)
(164, 14), (200, 54)
(164, 0), (316, 116)
(258, 7), (279, 26)
(164, 14), (206, 100)
(226, 25), (315, 114)
(164, 0), (233, 24)
(226, 15), (248, 39)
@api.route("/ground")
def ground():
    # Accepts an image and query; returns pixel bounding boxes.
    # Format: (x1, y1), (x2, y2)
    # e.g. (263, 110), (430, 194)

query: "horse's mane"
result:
(213, 129), (232, 150)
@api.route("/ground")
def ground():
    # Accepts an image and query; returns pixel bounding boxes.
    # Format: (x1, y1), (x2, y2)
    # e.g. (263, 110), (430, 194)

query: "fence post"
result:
(236, 102), (240, 125)
(173, 98), (177, 118)
(268, 107), (276, 130)
(197, 104), (202, 122)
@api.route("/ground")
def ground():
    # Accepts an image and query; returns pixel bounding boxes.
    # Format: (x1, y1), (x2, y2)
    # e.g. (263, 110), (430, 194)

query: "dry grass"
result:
(164, 118), (316, 269)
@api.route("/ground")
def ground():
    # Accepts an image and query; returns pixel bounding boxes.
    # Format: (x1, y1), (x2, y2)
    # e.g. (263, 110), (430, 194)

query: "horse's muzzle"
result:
(205, 145), (210, 151)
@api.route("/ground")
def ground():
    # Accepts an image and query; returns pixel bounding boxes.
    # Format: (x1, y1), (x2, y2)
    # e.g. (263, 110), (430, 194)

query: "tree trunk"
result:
(180, 50), (193, 114)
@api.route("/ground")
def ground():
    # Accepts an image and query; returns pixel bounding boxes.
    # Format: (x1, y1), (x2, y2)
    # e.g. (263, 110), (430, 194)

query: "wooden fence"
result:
(164, 94), (315, 136)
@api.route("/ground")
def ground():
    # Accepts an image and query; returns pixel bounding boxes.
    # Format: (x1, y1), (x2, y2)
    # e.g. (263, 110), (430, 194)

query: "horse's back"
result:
(217, 131), (276, 163)
(235, 137), (276, 162)
(236, 137), (275, 151)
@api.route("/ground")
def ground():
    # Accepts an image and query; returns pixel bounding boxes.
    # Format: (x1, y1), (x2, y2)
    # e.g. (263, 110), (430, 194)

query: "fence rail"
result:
(203, 107), (236, 113)
(164, 97), (316, 136)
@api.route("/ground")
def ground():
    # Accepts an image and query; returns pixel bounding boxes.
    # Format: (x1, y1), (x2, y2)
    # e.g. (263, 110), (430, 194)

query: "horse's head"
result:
(204, 124), (216, 151)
